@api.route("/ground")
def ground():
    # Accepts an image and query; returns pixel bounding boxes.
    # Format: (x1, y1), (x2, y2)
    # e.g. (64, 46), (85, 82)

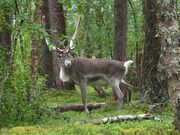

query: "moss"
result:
(0, 88), (178, 135)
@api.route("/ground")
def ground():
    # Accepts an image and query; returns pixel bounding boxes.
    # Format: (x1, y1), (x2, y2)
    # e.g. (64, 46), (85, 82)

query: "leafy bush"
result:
(0, 56), (47, 127)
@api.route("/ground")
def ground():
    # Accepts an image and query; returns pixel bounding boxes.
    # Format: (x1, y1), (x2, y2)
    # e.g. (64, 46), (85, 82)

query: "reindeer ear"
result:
(52, 46), (56, 50)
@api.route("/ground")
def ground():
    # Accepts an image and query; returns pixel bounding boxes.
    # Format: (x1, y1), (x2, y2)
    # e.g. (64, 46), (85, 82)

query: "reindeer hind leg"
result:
(109, 79), (124, 109)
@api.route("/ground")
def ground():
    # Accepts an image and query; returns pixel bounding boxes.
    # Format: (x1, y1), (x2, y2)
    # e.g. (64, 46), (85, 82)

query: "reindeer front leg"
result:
(79, 79), (88, 113)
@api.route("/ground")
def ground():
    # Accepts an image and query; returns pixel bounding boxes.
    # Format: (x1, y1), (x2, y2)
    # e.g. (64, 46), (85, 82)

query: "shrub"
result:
(0, 59), (47, 127)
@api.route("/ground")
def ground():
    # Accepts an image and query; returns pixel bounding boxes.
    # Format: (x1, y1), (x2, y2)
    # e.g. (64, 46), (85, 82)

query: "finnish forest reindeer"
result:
(46, 16), (133, 112)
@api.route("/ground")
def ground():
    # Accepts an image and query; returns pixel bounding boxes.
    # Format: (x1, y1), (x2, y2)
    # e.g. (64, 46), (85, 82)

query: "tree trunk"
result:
(47, 0), (65, 89)
(31, 2), (41, 80)
(49, 103), (105, 112)
(143, 0), (180, 130)
(174, 98), (180, 131)
(114, 0), (127, 61)
(155, 0), (180, 131)
(83, 3), (92, 58)
(95, 0), (104, 58)
(42, 0), (75, 90)
(114, 0), (129, 103)
(0, 7), (12, 111)
(141, 0), (168, 103)
(30, 2), (41, 97)
(41, 0), (54, 88)
(0, 12), (11, 64)
(81, 114), (159, 124)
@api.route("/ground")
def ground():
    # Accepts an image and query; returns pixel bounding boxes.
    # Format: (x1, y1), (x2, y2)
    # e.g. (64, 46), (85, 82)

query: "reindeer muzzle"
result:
(64, 59), (72, 67)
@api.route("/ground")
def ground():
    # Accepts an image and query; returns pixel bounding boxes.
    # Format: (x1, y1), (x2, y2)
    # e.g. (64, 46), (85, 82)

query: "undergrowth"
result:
(0, 87), (179, 135)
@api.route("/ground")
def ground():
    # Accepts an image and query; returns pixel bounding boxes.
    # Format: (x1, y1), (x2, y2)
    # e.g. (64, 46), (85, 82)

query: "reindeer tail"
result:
(121, 60), (134, 88)
(124, 60), (133, 69)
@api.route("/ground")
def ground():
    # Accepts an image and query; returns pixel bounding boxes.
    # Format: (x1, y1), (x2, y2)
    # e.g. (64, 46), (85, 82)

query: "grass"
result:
(0, 86), (180, 135)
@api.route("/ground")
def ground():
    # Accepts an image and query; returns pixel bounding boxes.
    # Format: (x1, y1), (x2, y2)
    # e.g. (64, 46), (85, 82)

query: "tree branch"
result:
(48, 103), (106, 112)
(80, 114), (160, 124)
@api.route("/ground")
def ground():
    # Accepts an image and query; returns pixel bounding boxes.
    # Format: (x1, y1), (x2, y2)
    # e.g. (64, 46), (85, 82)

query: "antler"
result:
(69, 15), (81, 50)
(56, 45), (69, 52)
(45, 37), (69, 52)
(45, 15), (81, 52)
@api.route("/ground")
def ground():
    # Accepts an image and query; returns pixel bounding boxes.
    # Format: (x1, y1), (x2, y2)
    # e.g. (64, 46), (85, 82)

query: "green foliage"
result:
(127, 0), (144, 58)
(61, 0), (114, 58)
(0, 56), (47, 127)
(0, 0), (14, 32)
(60, 0), (144, 59)
(0, 0), (47, 127)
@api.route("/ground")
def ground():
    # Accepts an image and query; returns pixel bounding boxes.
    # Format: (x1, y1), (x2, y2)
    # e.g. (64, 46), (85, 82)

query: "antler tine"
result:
(73, 15), (81, 39)
(69, 15), (81, 50)
(56, 45), (69, 53)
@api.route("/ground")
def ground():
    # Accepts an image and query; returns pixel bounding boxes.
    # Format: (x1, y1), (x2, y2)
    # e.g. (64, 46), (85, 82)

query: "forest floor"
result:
(0, 87), (180, 135)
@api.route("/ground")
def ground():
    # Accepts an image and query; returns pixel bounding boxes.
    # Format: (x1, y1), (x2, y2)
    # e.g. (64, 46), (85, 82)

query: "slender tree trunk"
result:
(41, 0), (54, 88)
(0, 7), (12, 113)
(83, 3), (91, 58)
(30, 2), (41, 97)
(31, 3), (41, 79)
(114, 0), (127, 61)
(95, 0), (104, 58)
(114, 0), (129, 102)
(48, 0), (65, 89)
(142, 0), (168, 103)
(155, 0), (180, 130)
(0, 14), (11, 64)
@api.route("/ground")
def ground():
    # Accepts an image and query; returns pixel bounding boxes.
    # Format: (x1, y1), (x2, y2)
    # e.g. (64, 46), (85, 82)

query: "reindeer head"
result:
(47, 15), (81, 67)
(55, 47), (72, 67)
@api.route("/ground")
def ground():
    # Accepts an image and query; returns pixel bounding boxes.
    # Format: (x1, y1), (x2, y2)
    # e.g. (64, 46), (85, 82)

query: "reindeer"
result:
(46, 16), (133, 112)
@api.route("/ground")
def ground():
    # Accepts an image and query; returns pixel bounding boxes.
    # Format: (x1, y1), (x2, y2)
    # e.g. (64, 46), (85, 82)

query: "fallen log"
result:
(49, 103), (106, 112)
(80, 114), (160, 124)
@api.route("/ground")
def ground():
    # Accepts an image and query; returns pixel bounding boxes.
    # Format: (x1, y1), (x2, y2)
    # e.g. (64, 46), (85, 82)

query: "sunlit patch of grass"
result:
(1, 126), (46, 135)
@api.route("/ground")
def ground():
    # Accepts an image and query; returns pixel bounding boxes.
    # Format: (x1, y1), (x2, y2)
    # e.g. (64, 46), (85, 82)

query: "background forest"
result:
(0, 0), (180, 134)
